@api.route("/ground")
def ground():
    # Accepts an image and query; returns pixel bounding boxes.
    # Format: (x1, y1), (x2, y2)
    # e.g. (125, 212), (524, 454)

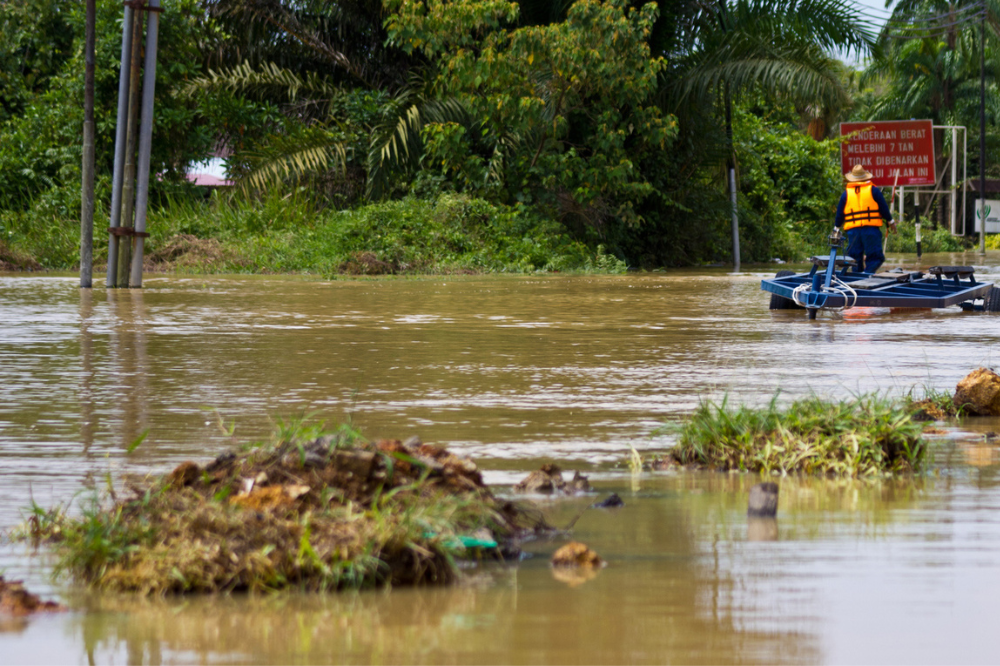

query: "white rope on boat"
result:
(791, 276), (858, 312)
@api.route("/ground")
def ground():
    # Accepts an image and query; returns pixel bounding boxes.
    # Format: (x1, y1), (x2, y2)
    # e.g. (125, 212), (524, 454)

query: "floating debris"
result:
(592, 493), (624, 509)
(514, 464), (591, 494)
(551, 542), (603, 568)
(0, 577), (65, 615)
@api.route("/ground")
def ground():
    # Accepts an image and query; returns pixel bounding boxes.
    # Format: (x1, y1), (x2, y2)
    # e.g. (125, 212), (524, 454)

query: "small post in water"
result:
(748, 482), (778, 518)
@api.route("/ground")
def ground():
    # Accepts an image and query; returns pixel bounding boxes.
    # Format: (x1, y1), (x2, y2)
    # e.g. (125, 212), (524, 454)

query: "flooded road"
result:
(3, 252), (1000, 663)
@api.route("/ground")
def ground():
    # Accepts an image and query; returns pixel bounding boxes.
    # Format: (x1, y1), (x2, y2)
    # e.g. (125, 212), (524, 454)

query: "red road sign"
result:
(840, 120), (936, 187)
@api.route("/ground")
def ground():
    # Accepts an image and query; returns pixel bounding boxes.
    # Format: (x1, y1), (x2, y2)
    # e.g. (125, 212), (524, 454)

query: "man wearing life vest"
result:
(834, 164), (896, 273)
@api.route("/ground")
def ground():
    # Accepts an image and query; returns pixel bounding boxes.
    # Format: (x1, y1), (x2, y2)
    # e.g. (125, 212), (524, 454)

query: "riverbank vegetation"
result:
(666, 395), (927, 476)
(20, 421), (541, 594)
(0, 0), (996, 274)
(4, 189), (622, 274)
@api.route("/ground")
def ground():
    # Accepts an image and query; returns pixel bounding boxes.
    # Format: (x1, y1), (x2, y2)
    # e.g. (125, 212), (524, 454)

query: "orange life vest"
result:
(843, 182), (883, 230)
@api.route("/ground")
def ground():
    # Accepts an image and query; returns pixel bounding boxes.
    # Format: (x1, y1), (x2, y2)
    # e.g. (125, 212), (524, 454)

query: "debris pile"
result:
(146, 234), (243, 272)
(31, 430), (544, 595)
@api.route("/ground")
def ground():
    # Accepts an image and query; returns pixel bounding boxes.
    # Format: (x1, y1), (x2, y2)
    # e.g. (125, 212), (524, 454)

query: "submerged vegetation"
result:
(20, 421), (542, 594)
(666, 394), (928, 476)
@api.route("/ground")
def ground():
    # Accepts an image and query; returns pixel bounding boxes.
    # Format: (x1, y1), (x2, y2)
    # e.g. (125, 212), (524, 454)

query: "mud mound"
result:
(146, 234), (236, 271)
(0, 242), (41, 272)
(338, 252), (398, 275)
(36, 431), (544, 595)
(954, 368), (1000, 416)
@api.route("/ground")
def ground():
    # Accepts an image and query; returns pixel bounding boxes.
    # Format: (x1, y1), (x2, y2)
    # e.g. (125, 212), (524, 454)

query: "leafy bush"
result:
(884, 219), (967, 253)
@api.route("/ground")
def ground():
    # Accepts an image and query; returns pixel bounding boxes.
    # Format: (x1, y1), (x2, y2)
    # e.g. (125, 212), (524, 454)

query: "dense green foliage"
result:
(2, 182), (619, 273)
(147, 192), (623, 274)
(1, 0), (997, 273)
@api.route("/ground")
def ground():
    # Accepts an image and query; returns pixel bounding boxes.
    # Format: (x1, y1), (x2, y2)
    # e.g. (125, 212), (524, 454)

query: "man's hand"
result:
(831, 227), (842, 242)
(889, 220), (898, 234)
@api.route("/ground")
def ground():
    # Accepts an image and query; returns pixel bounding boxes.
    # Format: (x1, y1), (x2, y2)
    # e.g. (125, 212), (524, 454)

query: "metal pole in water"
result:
(117, 9), (145, 289)
(80, 0), (96, 289)
(729, 166), (740, 271)
(106, 3), (135, 287)
(130, 0), (161, 289)
(980, 14), (987, 254)
(723, 77), (740, 272)
(915, 207), (923, 259)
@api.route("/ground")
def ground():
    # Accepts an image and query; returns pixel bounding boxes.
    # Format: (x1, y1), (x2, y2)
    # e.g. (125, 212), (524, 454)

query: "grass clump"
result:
(907, 388), (963, 421)
(667, 394), (927, 476)
(23, 421), (540, 594)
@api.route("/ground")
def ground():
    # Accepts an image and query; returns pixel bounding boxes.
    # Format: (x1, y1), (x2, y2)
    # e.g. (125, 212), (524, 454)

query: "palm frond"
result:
(188, 61), (341, 104)
(239, 128), (349, 191)
(366, 83), (470, 199)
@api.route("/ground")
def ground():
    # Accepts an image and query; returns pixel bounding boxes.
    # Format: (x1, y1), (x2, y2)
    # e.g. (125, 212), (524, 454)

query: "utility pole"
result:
(719, 0), (740, 271)
(80, 0), (96, 288)
(117, 9), (144, 288)
(106, 1), (160, 288)
(981, 13), (987, 254)
(129, 0), (161, 288)
(107, 3), (135, 287)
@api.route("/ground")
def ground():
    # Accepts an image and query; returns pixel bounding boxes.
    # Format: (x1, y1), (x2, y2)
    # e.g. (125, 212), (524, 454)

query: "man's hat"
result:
(845, 164), (873, 182)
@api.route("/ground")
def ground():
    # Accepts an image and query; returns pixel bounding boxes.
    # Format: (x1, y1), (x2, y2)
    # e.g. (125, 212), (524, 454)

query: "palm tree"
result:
(858, 0), (997, 227)
(192, 0), (479, 200)
(661, 0), (878, 268)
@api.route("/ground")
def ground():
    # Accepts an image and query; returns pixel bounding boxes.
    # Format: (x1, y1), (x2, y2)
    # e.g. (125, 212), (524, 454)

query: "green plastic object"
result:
(423, 532), (498, 549)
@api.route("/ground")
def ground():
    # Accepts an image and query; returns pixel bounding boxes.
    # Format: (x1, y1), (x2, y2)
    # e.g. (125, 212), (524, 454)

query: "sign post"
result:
(840, 120), (937, 187)
(975, 200), (1000, 234)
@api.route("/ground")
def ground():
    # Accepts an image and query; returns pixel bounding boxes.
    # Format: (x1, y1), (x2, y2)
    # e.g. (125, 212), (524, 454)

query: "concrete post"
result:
(80, 0), (96, 289)
(106, 4), (135, 287)
(130, 0), (161, 288)
(116, 10), (145, 288)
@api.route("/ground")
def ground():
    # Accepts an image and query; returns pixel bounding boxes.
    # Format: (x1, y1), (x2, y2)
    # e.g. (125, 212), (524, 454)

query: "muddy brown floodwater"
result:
(4, 252), (1000, 663)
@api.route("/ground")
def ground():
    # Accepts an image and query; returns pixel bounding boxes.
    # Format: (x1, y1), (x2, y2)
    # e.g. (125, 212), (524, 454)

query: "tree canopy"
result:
(0, 0), (996, 270)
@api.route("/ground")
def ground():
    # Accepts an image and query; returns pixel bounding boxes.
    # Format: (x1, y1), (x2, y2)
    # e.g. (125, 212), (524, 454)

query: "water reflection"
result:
(107, 289), (150, 454)
(55, 480), (822, 666)
(746, 517), (778, 542)
(79, 290), (95, 454)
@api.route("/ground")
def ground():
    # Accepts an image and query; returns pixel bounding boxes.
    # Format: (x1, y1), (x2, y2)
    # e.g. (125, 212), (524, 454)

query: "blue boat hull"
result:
(761, 268), (993, 310)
